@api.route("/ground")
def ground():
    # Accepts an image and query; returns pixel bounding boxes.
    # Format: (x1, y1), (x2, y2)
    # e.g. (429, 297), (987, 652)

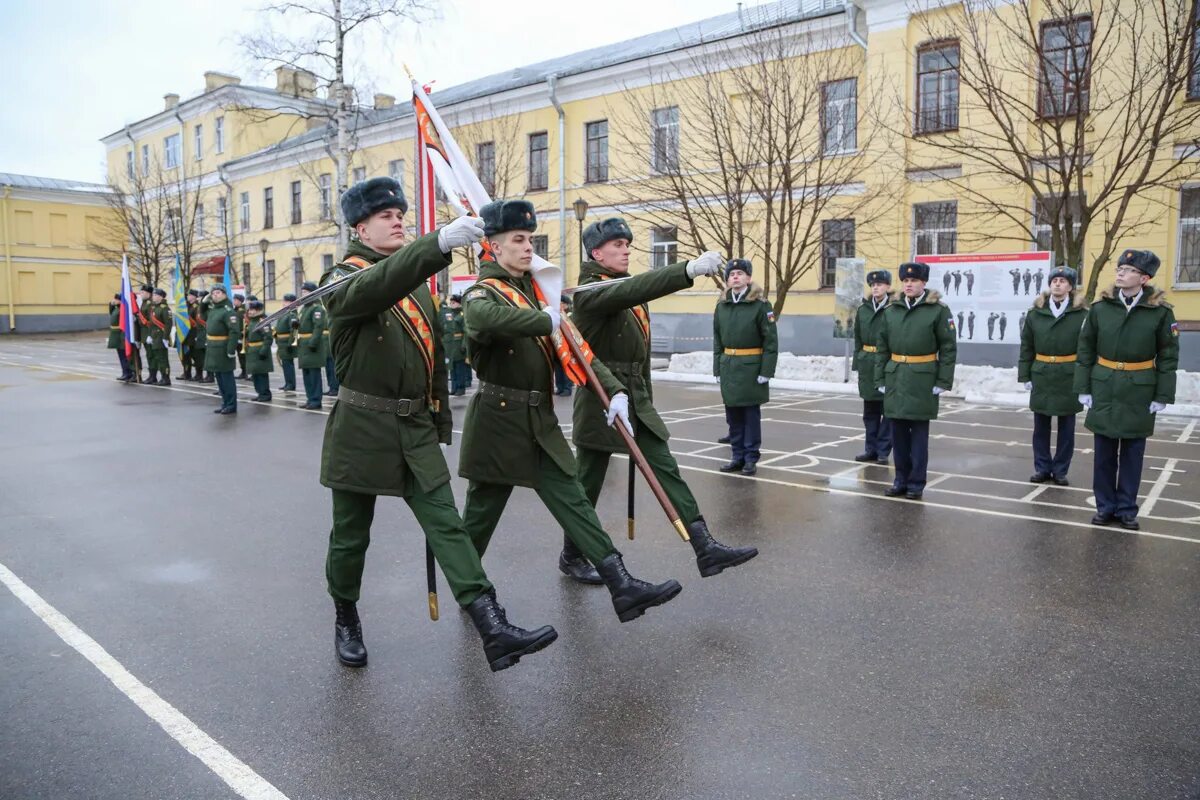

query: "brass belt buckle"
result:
(395, 398), (413, 416)
(1116, 362), (1125, 370)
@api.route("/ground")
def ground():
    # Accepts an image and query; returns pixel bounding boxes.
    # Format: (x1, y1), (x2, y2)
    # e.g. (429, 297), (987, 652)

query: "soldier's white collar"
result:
(1049, 296), (1068, 318)
(904, 291), (926, 309)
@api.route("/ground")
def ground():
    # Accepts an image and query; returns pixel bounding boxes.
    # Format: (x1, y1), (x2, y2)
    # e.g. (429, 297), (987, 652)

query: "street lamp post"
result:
(572, 197), (589, 267)
(258, 237), (269, 300)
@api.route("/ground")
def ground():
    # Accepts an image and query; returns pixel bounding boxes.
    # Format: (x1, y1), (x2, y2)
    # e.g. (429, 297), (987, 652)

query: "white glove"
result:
(756, 375), (769, 384)
(1149, 401), (1167, 414)
(437, 216), (485, 253)
(543, 305), (561, 332)
(1079, 394), (1093, 408)
(685, 251), (724, 279)
(932, 386), (945, 395)
(1024, 382), (1033, 391)
(877, 386), (886, 394)
(605, 392), (631, 430)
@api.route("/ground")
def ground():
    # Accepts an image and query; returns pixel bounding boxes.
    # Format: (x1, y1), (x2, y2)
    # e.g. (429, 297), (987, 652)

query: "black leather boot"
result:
(146, 369), (157, 384)
(595, 553), (682, 623)
(334, 599), (367, 667)
(159, 374), (172, 386)
(464, 591), (558, 672)
(687, 516), (758, 577)
(558, 535), (602, 585)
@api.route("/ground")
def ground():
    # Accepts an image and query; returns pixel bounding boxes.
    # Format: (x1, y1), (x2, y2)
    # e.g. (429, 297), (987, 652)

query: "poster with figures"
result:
(832, 257), (866, 339)
(916, 252), (1055, 344)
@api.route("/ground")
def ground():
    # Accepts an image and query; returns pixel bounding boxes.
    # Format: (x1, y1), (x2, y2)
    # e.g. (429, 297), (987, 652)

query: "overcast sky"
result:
(1, 0), (745, 184)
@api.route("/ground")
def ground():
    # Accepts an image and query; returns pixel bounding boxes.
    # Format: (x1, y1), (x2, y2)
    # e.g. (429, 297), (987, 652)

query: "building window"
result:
(263, 187), (274, 229)
(195, 204), (206, 239)
(651, 107), (679, 174)
(290, 180), (302, 225)
(263, 259), (277, 300)
(821, 79), (857, 155)
(319, 174), (331, 220)
(352, 166), (366, 184)
(388, 159), (406, 189)
(1039, 17), (1092, 117)
(531, 235), (549, 261)
(240, 191), (250, 232)
(1178, 187), (1200, 284)
(1033, 193), (1085, 252)
(821, 218), (856, 288)
(322, 254), (334, 272)
(125, 150), (134, 180)
(528, 132), (549, 191)
(217, 196), (227, 236)
(164, 134), (181, 169)
(915, 42), (959, 133)
(241, 262), (250, 290)
(294, 257), (307, 295)
(166, 207), (182, 243)
(477, 142), (496, 196)
(912, 202), (957, 256)
(141, 144), (150, 174)
(193, 125), (203, 160)
(586, 120), (609, 183)
(650, 226), (678, 268)
(215, 117), (225, 153)
(1191, 2), (1200, 99)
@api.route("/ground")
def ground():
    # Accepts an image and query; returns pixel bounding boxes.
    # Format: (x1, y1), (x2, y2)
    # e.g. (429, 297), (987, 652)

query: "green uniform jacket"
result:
(441, 305), (466, 362)
(203, 299), (241, 372)
(1073, 285), (1179, 439)
(460, 260), (626, 488)
(245, 316), (274, 374)
(274, 309), (299, 361)
(571, 259), (693, 453)
(143, 302), (172, 351)
(713, 283), (778, 407)
(297, 300), (329, 369)
(873, 290), (957, 421)
(1017, 292), (1087, 417)
(106, 305), (123, 348)
(853, 294), (894, 401)
(319, 235), (454, 497)
(189, 301), (207, 349)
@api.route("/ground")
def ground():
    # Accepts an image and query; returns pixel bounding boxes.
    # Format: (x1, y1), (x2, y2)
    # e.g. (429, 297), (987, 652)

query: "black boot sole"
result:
(487, 627), (558, 672)
(698, 546), (759, 578)
(615, 580), (683, 623)
(336, 651), (368, 668)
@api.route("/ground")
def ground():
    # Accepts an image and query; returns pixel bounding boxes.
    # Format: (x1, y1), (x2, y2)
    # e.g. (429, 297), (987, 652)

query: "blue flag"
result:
(171, 254), (191, 356)
(222, 255), (233, 292)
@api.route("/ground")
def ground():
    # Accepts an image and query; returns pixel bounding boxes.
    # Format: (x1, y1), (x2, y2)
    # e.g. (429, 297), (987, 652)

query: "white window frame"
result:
(290, 180), (302, 225)
(164, 134), (181, 169)
(166, 207), (183, 243)
(352, 166), (366, 184)
(388, 159), (406, 190)
(319, 174), (332, 220)
(912, 201), (958, 256)
(193, 124), (203, 161)
(527, 132), (549, 191)
(821, 78), (858, 155)
(1032, 193), (1084, 253)
(141, 144), (150, 175)
(216, 196), (228, 236)
(476, 143), (496, 195)
(195, 203), (206, 239)
(531, 235), (549, 261)
(650, 226), (678, 268)
(263, 259), (277, 300)
(125, 150), (134, 180)
(295, 257), (307, 296)
(215, 117), (225, 154)
(650, 107), (679, 174)
(1175, 184), (1200, 288)
(239, 191), (250, 233)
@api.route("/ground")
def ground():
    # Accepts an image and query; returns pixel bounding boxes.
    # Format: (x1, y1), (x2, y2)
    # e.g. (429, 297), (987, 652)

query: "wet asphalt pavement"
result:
(1, 334), (1199, 800)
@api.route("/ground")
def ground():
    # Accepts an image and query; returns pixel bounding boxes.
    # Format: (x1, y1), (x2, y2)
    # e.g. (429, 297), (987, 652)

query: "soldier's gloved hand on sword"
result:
(685, 251), (724, 279)
(605, 392), (631, 430)
(437, 216), (485, 253)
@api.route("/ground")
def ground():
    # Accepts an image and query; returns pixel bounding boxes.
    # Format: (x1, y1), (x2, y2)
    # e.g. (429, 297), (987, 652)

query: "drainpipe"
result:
(843, 1), (867, 50)
(2, 185), (14, 332)
(547, 75), (567, 272)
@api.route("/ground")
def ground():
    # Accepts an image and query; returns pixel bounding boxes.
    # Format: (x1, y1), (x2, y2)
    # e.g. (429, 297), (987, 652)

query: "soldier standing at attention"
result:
(186, 290), (208, 382)
(204, 283), (241, 415)
(244, 300), (274, 403)
(853, 269), (893, 465)
(107, 294), (133, 382)
(143, 288), (173, 386)
(233, 294), (249, 379)
(714, 259), (778, 477)
(874, 262), (957, 500)
(460, 200), (683, 624)
(558, 217), (756, 584)
(297, 281), (328, 410)
(177, 290), (198, 382)
(1075, 250), (1179, 531)
(441, 293), (469, 396)
(274, 293), (299, 392)
(1018, 266), (1087, 487)
(320, 177), (556, 672)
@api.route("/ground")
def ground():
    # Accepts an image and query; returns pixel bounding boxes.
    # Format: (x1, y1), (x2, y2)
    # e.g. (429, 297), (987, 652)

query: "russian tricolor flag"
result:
(118, 254), (139, 358)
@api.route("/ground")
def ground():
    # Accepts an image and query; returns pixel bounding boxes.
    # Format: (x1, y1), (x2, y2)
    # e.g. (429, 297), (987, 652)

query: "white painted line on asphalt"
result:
(0, 561), (290, 800)
(1020, 484), (1050, 503)
(1179, 420), (1197, 444)
(1141, 459), (1180, 518)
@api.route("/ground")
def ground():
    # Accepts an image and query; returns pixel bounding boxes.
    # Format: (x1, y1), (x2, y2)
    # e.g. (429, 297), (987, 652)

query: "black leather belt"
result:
(478, 380), (542, 407)
(338, 386), (426, 416)
(604, 360), (643, 374)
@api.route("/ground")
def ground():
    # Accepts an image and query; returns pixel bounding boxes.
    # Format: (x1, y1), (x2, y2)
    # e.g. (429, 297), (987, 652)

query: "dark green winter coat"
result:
(441, 305), (466, 362)
(571, 259), (693, 453)
(460, 260), (625, 488)
(1074, 285), (1179, 439)
(1017, 292), (1087, 417)
(189, 300), (207, 350)
(713, 283), (778, 407)
(297, 299), (328, 369)
(853, 294), (894, 401)
(143, 301), (172, 351)
(203, 298), (241, 372)
(274, 309), (299, 362)
(873, 290), (957, 421)
(319, 235), (454, 497)
(244, 314), (274, 375)
(106, 304), (123, 348)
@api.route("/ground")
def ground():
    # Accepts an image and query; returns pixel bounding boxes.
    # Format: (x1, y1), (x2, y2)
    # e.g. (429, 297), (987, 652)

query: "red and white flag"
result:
(118, 254), (139, 358)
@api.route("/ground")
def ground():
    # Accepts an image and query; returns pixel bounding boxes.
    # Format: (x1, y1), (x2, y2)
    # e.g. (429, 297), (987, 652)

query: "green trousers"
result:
(326, 483), (493, 607)
(146, 345), (170, 371)
(464, 452), (618, 564)
(575, 429), (702, 526)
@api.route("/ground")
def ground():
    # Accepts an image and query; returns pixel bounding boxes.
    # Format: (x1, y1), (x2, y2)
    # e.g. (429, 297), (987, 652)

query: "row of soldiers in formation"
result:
(851, 251), (1180, 531)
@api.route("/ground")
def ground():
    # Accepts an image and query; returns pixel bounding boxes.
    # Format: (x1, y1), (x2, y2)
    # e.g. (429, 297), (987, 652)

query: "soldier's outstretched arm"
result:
(462, 290), (552, 343)
(323, 233), (450, 324)
(573, 262), (693, 316)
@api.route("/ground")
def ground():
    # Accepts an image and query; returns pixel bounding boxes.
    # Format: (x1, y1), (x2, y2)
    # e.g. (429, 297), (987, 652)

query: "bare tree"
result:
(898, 0), (1200, 300)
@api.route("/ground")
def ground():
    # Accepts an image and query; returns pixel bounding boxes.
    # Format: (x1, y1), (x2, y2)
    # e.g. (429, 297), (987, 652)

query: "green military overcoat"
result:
(712, 283), (778, 407)
(1074, 285), (1179, 439)
(189, 300), (207, 352)
(853, 294), (893, 401)
(203, 298), (241, 372)
(143, 302), (172, 350)
(460, 260), (625, 488)
(1017, 292), (1087, 417)
(245, 315), (274, 375)
(107, 304), (123, 348)
(297, 300), (329, 369)
(441, 305), (466, 362)
(274, 309), (299, 362)
(319, 235), (454, 497)
(873, 290), (957, 421)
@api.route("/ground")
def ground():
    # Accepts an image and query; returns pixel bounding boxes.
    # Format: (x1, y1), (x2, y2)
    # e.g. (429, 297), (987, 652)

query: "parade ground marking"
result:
(0, 561), (291, 800)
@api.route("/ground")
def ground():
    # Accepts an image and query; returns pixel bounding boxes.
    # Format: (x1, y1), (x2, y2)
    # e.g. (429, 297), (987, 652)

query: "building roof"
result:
(0, 172), (111, 194)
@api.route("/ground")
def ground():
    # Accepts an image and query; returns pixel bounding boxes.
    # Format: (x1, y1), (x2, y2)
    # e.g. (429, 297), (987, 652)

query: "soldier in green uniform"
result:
(853, 270), (894, 464)
(130, 284), (153, 383)
(460, 200), (682, 624)
(1075, 249), (1179, 531)
(244, 300), (274, 402)
(233, 294), (249, 379)
(559, 216), (757, 584)
(274, 292), (299, 392)
(297, 282), (328, 409)
(1017, 266), (1087, 486)
(714, 259), (778, 476)
(107, 293), (133, 382)
(143, 288), (173, 386)
(441, 293), (469, 395)
(185, 290), (206, 382)
(194, 290), (212, 383)
(203, 283), (241, 414)
(873, 262), (957, 500)
(320, 177), (556, 672)
(177, 289), (198, 381)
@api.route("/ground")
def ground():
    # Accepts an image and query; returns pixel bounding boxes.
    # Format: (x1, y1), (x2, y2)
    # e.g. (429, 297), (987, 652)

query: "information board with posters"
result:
(916, 252), (1055, 345)
(832, 257), (866, 340)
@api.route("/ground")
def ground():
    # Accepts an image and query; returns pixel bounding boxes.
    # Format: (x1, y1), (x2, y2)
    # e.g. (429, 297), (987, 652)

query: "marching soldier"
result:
(203, 283), (241, 415)
(143, 288), (173, 386)
(233, 293), (249, 380)
(460, 200), (683, 624)
(853, 269), (893, 465)
(441, 293), (469, 396)
(274, 292), (299, 392)
(873, 262), (957, 500)
(107, 294), (133, 382)
(560, 216), (757, 584)
(244, 300), (274, 402)
(713, 258), (778, 476)
(1017, 266), (1087, 486)
(320, 177), (557, 672)
(297, 281), (328, 409)
(1075, 249), (1179, 531)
